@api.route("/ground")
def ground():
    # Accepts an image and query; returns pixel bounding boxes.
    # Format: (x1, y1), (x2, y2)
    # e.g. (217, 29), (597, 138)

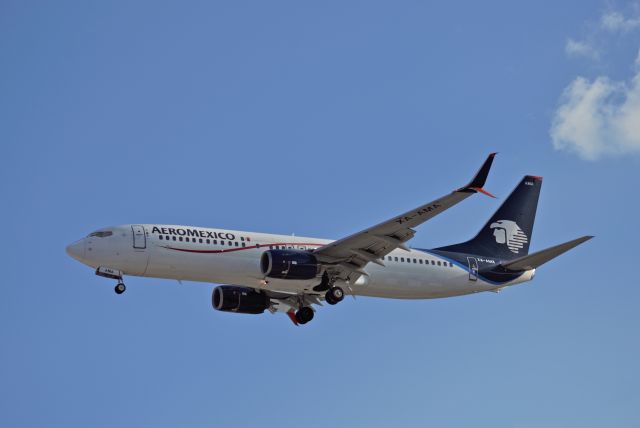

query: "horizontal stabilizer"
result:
(501, 236), (593, 271)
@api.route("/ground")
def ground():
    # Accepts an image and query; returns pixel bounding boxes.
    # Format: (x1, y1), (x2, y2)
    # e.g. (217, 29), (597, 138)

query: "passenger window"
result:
(235, 242), (239, 247)
(206, 239), (210, 244)
(199, 238), (203, 243)
(413, 259), (417, 263)
(213, 240), (217, 245)
(242, 243), (246, 247)
(419, 259), (423, 264)
(437, 261), (441, 266)
(431, 260), (435, 265)
(449, 262), (453, 267)
(241, 237), (245, 242)
(394, 257), (398, 262)
(159, 236), (163, 240)
(179, 237), (183, 242)
(401, 258), (405, 262)
(172, 236), (176, 241)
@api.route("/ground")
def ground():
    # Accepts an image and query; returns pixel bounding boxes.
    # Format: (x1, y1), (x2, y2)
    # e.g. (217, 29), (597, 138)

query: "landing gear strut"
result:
(313, 272), (332, 292)
(114, 282), (126, 295)
(295, 307), (314, 324)
(325, 286), (344, 305)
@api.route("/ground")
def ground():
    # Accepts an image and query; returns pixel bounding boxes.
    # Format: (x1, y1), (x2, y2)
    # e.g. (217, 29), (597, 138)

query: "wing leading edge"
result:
(313, 153), (498, 283)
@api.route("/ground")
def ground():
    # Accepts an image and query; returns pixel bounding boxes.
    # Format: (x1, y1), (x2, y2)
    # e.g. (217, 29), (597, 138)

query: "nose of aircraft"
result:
(66, 239), (86, 261)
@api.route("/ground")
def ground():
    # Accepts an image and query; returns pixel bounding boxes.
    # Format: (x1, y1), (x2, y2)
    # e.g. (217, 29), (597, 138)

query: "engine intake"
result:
(212, 286), (270, 314)
(260, 249), (319, 280)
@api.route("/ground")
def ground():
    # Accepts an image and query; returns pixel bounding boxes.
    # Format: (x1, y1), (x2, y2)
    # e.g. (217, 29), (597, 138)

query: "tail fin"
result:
(436, 175), (543, 260)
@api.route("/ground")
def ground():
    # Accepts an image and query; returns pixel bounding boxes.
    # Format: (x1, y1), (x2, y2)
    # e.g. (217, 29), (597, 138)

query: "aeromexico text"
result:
(151, 226), (236, 241)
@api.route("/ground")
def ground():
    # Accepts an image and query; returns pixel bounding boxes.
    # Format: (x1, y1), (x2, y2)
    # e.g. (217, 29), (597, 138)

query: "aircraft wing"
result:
(312, 153), (497, 283)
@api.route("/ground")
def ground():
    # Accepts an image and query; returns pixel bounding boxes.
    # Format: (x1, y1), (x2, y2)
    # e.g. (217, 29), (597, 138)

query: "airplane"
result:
(66, 153), (592, 325)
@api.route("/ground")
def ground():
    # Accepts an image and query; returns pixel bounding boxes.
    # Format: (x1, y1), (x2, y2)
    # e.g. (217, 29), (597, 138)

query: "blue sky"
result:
(2, 1), (639, 426)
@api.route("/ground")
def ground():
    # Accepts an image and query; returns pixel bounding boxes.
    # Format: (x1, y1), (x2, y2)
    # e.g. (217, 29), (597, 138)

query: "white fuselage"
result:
(66, 224), (534, 299)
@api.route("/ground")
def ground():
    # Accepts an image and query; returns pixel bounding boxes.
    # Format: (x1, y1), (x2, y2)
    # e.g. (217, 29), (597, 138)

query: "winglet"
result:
(457, 152), (497, 197)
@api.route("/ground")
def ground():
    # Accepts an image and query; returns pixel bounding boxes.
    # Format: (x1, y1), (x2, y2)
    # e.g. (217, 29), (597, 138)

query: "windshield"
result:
(88, 230), (113, 238)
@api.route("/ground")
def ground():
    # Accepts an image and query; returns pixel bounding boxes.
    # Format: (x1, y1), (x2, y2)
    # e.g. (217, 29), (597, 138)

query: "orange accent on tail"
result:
(471, 187), (496, 198)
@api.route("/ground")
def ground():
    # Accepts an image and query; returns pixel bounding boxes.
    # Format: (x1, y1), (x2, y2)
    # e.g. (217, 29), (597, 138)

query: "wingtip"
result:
(460, 152), (497, 192)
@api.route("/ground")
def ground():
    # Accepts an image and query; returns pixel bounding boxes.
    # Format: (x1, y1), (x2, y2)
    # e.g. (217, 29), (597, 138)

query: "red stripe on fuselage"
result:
(161, 242), (324, 254)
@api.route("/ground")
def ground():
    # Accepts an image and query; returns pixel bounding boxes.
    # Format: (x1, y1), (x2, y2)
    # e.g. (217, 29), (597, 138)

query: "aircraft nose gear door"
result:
(132, 225), (147, 249)
(467, 257), (479, 281)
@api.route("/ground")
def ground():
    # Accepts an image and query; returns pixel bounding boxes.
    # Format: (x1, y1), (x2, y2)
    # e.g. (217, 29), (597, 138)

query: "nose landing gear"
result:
(95, 267), (127, 295)
(114, 282), (126, 295)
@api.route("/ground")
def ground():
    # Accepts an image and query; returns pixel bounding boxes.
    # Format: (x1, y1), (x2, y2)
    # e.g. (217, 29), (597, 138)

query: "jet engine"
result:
(260, 249), (319, 280)
(212, 286), (270, 314)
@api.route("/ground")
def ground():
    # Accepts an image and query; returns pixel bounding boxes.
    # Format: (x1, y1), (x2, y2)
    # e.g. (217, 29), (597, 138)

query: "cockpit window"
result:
(88, 230), (113, 238)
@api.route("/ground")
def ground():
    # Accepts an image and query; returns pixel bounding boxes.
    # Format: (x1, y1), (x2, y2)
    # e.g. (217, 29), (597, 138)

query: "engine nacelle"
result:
(212, 286), (270, 314)
(260, 249), (319, 280)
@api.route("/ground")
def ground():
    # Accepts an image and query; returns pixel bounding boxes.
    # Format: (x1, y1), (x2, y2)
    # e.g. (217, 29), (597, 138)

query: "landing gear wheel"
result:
(115, 283), (126, 295)
(295, 307), (314, 324)
(325, 286), (344, 305)
(326, 293), (336, 305)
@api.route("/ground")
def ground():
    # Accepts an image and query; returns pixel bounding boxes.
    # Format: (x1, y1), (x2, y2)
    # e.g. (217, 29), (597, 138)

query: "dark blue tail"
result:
(436, 176), (542, 260)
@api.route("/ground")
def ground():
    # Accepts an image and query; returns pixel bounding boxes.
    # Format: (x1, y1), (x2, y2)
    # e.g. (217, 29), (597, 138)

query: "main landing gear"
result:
(114, 282), (126, 295)
(314, 272), (346, 305)
(325, 286), (344, 305)
(295, 306), (314, 324)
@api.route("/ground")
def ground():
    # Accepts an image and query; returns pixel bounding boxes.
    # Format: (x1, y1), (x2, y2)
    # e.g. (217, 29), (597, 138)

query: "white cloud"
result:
(550, 59), (640, 160)
(565, 38), (599, 60)
(601, 11), (640, 32)
(553, 8), (640, 160)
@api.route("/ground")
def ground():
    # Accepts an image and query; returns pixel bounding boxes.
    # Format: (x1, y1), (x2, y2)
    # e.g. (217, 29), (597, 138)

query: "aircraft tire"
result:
(325, 292), (337, 305)
(295, 307), (314, 324)
(327, 286), (344, 303)
(115, 283), (126, 295)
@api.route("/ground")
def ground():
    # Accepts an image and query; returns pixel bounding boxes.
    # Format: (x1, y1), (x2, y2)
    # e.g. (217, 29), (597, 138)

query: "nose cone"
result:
(66, 239), (86, 262)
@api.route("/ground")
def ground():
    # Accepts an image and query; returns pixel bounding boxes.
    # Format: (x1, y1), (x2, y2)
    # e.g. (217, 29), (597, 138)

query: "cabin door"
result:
(467, 257), (478, 281)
